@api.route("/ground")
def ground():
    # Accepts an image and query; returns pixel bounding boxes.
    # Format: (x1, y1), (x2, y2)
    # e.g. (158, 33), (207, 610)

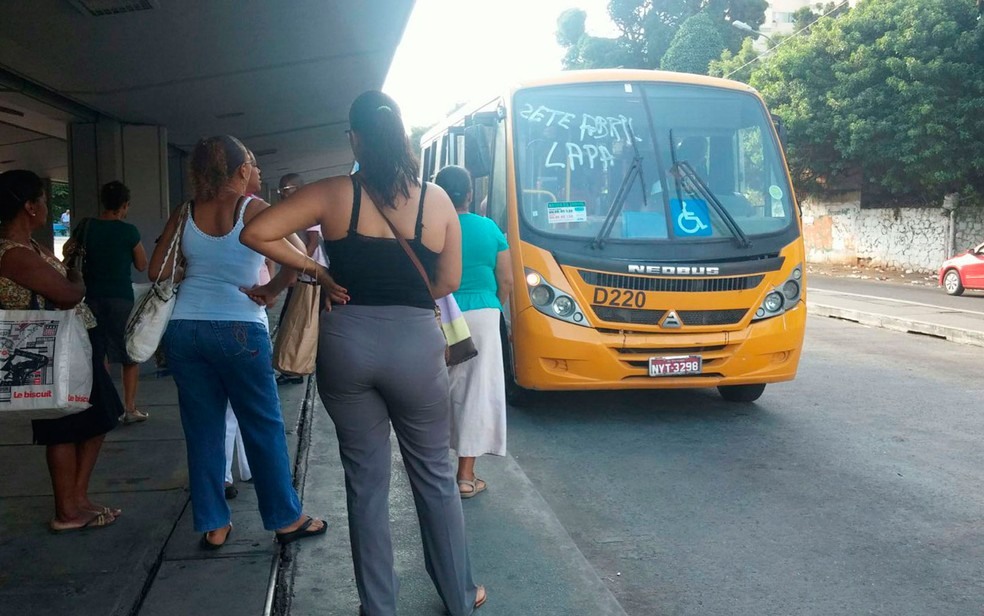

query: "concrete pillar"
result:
(68, 119), (170, 283)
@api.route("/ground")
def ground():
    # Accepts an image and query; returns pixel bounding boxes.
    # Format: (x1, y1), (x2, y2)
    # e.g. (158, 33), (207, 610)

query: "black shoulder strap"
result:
(368, 194), (436, 300)
(414, 182), (427, 240)
(349, 175), (362, 235)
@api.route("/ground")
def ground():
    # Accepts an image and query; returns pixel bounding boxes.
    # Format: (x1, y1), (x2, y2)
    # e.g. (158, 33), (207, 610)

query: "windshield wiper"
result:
(669, 159), (751, 249)
(591, 129), (648, 250)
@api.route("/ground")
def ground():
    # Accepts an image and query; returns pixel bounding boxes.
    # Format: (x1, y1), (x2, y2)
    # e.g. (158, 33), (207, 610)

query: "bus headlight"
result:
(753, 265), (803, 321)
(552, 296), (575, 317)
(763, 292), (784, 312)
(782, 280), (800, 300)
(525, 268), (590, 327)
(530, 285), (553, 306)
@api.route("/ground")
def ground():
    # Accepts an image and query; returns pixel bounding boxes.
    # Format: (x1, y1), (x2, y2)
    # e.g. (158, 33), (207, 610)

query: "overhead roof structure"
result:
(0, 0), (415, 182)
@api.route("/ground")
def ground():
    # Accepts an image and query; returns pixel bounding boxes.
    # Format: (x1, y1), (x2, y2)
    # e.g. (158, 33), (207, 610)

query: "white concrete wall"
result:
(802, 196), (984, 273)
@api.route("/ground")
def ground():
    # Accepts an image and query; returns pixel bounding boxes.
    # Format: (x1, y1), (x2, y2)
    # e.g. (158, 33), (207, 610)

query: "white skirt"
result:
(448, 308), (507, 457)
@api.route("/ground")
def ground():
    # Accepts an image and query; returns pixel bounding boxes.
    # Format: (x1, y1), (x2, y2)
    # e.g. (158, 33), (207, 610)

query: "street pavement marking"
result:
(809, 287), (984, 317)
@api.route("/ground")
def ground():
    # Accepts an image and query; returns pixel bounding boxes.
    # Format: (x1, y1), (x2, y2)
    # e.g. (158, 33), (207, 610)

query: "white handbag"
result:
(0, 307), (93, 413)
(125, 204), (189, 363)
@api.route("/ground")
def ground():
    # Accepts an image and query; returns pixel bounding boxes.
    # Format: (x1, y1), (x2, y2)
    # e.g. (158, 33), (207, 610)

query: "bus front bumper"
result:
(512, 302), (806, 391)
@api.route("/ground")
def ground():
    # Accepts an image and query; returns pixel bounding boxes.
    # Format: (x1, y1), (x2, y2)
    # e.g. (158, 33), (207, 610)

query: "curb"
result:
(808, 302), (984, 348)
(265, 374), (318, 616)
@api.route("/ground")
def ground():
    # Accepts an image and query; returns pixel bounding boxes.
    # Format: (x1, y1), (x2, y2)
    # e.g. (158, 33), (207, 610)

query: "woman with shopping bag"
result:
(0, 169), (123, 532)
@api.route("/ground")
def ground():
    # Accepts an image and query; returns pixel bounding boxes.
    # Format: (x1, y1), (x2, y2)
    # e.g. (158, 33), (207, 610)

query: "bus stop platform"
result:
(2, 277), (984, 616)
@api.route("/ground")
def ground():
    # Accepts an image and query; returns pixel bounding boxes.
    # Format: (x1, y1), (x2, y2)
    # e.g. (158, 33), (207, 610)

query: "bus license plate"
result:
(649, 355), (702, 377)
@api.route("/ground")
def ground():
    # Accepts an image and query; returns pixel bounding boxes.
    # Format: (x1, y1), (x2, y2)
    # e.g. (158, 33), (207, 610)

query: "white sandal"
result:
(123, 409), (149, 424)
(457, 477), (487, 499)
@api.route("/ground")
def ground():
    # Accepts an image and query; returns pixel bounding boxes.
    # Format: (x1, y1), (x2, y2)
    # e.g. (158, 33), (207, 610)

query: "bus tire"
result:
(717, 383), (766, 403)
(501, 313), (532, 406)
(505, 378), (535, 407)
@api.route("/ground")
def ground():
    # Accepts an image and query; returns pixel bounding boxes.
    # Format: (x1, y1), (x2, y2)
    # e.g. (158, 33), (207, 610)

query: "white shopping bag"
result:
(0, 308), (93, 413)
(132, 282), (153, 306)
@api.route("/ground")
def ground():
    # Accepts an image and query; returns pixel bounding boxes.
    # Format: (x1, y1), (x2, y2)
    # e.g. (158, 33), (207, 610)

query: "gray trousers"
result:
(317, 305), (478, 616)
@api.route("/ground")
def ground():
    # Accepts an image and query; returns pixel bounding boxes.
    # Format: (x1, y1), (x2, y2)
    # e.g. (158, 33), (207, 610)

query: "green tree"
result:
(557, 0), (766, 71)
(708, 36), (761, 82)
(792, 2), (851, 33)
(751, 0), (984, 202)
(557, 8), (636, 69)
(661, 12), (726, 74)
(49, 181), (70, 220)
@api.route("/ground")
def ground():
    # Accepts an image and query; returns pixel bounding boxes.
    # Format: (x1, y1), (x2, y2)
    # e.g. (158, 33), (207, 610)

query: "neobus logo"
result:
(628, 265), (721, 276)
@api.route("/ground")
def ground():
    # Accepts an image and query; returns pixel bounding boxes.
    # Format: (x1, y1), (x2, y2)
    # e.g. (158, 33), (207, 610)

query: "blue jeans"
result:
(164, 320), (302, 532)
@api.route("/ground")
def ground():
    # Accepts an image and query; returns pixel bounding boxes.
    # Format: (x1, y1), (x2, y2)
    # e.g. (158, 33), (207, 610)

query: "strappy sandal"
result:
(123, 409), (149, 424)
(275, 515), (327, 545)
(49, 511), (116, 534)
(457, 477), (487, 499)
(86, 505), (123, 517)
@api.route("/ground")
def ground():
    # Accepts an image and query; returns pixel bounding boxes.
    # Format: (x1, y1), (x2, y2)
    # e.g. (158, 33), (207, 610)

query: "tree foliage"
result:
(708, 36), (761, 83)
(792, 2), (851, 34)
(749, 0), (984, 203)
(557, 0), (766, 71)
(661, 13), (726, 74)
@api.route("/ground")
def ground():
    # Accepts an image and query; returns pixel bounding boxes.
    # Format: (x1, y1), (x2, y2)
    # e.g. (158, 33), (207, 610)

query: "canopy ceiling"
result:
(0, 0), (415, 182)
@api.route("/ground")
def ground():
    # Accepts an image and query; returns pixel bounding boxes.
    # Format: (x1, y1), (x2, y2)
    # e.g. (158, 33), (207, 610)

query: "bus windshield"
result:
(513, 82), (794, 244)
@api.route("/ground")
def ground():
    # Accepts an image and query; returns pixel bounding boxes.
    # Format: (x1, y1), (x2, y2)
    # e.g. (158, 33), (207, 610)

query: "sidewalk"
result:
(0, 366), (625, 616)
(0, 366), (312, 616)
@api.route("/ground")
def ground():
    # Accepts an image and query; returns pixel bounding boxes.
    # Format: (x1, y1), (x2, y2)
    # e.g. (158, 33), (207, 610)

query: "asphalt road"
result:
(810, 273), (984, 314)
(505, 315), (984, 615)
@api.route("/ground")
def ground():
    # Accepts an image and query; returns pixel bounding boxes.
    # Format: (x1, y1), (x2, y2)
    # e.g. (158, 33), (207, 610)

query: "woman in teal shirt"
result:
(435, 165), (513, 498)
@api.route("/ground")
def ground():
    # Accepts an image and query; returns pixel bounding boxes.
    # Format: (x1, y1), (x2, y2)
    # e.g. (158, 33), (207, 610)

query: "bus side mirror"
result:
(771, 114), (787, 147)
(464, 125), (491, 179)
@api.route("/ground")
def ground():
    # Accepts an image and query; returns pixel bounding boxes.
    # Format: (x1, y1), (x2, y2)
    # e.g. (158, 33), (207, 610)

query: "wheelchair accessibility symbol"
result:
(670, 199), (712, 237)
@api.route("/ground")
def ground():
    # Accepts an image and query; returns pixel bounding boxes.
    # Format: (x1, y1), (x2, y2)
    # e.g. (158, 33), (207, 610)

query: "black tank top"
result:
(324, 176), (438, 310)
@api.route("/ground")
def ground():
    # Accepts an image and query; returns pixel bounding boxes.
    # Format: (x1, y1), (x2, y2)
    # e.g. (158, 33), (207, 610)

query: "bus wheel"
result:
(505, 378), (535, 407)
(717, 384), (766, 403)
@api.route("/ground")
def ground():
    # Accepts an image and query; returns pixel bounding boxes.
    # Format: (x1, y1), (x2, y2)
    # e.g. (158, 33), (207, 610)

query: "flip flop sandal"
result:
(49, 511), (116, 534)
(275, 515), (327, 545)
(457, 478), (487, 499)
(474, 585), (488, 609)
(199, 524), (233, 550)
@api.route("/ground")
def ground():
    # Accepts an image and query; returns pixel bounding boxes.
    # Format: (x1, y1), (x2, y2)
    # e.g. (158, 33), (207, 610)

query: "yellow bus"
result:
(420, 69), (805, 403)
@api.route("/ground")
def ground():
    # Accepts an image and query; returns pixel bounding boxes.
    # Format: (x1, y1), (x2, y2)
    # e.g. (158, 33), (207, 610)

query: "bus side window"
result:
(488, 121), (508, 232)
(422, 143), (436, 181)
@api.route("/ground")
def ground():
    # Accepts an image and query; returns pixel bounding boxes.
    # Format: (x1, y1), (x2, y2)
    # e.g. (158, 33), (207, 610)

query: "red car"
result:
(939, 241), (984, 295)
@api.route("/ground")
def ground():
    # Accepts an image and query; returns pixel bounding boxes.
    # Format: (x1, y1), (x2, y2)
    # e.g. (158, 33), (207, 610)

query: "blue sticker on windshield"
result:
(670, 199), (712, 237)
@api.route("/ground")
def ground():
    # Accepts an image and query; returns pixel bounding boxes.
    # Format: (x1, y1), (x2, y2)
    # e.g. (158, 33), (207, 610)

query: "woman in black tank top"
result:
(241, 91), (485, 615)
(324, 175), (438, 309)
